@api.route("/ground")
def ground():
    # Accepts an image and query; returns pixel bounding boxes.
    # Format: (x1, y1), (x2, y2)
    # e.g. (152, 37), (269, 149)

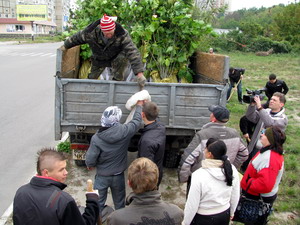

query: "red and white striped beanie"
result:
(100, 14), (115, 31)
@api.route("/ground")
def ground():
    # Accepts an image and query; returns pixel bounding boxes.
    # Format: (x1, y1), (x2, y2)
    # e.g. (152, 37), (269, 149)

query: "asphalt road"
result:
(0, 42), (63, 216)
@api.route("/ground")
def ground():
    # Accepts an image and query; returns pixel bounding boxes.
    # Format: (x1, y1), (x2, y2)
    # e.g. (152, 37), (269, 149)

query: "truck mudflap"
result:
(69, 132), (91, 166)
(71, 143), (89, 166)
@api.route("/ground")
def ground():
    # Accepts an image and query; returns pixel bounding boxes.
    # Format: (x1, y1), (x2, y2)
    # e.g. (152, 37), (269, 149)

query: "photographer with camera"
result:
(227, 67), (245, 104)
(241, 92), (288, 172)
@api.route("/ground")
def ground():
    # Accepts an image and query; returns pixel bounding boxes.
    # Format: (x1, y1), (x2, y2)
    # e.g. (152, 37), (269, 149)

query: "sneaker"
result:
(239, 101), (244, 104)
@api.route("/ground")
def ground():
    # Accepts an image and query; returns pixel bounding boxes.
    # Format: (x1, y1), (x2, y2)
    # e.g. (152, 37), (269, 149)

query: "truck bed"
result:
(55, 78), (228, 140)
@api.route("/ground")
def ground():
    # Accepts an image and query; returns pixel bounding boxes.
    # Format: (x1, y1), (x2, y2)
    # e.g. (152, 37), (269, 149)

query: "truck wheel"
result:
(163, 148), (181, 168)
(75, 160), (86, 167)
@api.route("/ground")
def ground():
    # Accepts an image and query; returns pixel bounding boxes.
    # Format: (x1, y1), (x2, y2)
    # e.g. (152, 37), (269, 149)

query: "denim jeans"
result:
(94, 172), (125, 213)
(227, 80), (243, 102)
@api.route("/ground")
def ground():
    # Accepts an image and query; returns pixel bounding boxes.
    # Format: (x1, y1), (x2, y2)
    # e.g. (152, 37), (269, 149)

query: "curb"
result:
(0, 133), (69, 225)
(0, 203), (13, 225)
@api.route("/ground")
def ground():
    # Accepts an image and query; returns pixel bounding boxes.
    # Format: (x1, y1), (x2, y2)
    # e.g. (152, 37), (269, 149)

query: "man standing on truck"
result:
(178, 105), (248, 193)
(85, 101), (144, 214)
(63, 14), (146, 89)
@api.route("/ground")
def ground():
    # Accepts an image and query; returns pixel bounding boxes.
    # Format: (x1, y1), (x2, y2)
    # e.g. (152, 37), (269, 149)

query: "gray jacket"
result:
(246, 105), (288, 131)
(106, 190), (183, 225)
(178, 122), (248, 183)
(85, 106), (142, 176)
(246, 105), (288, 154)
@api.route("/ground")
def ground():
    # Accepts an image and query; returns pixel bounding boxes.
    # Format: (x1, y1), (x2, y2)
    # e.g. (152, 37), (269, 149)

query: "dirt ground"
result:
(4, 151), (298, 225)
(64, 151), (187, 210)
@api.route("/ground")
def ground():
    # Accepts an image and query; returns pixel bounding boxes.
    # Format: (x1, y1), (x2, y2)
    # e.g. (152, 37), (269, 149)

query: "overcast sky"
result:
(230, 0), (297, 11)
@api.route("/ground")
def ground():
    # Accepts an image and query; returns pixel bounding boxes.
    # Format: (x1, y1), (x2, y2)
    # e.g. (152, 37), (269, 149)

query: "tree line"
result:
(64, 0), (299, 81)
(212, 2), (300, 53)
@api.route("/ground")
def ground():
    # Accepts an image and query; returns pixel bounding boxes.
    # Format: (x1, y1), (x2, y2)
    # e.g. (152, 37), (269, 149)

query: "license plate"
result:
(72, 149), (86, 160)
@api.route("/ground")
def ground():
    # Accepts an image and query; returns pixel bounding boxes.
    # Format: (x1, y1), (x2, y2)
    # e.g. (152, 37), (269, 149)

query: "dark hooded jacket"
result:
(85, 106), (142, 176)
(64, 20), (144, 75)
(138, 120), (166, 185)
(13, 176), (99, 225)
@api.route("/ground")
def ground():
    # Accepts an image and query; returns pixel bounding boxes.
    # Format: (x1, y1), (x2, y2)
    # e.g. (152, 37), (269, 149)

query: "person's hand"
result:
(136, 100), (145, 106)
(243, 133), (251, 142)
(60, 45), (66, 51)
(240, 75), (243, 80)
(137, 72), (146, 90)
(85, 190), (99, 199)
(243, 133), (249, 139)
(87, 167), (95, 171)
(250, 95), (259, 106)
(254, 95), (262, 109)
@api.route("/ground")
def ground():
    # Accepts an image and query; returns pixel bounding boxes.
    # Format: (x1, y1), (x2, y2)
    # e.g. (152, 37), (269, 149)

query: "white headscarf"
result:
(101, 106), (122, 127)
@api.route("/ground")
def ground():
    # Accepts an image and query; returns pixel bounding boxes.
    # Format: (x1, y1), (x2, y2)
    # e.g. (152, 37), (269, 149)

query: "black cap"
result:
(208, 105), (230, 122)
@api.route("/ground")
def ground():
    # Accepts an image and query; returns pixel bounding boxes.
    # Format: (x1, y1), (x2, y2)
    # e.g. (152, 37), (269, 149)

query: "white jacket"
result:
(182, 159), (240, 225)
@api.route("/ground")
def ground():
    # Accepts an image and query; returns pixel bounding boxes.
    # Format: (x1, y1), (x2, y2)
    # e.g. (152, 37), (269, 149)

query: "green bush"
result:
(249, 36), (274, 51)
(292, 43), (300, 53)
(67, 0), (214, 80)
(271, 40), (292, 53)
(211, 32), (240, 52)
(57, 141), (71, 154)
(214, 33), (293, 53)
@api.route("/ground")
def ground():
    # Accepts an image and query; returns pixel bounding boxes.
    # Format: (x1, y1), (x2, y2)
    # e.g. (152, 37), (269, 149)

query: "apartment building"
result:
(0, 0), (70, 34)
(195, 0), (232, 11)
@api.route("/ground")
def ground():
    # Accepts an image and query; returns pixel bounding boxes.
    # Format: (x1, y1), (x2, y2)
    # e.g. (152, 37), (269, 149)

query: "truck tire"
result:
(75, 160), (86, 167)
(163, 148), (181, 168)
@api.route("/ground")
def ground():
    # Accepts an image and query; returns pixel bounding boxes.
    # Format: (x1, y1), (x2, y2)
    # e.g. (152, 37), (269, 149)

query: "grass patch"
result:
(223, 51), (300, 217)
(0, 35), (63, 44)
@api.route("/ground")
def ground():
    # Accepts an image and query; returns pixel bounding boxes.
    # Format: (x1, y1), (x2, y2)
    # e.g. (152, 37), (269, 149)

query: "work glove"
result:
(137, 74), (146, 90)
(60, 45), (66, 51)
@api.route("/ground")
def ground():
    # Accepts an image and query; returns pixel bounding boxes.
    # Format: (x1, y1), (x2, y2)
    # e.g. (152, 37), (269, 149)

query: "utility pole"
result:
(31, 21), (35, 41)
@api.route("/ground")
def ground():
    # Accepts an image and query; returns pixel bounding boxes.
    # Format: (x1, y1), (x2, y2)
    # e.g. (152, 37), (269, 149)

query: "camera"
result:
(243, 88), (265, 104)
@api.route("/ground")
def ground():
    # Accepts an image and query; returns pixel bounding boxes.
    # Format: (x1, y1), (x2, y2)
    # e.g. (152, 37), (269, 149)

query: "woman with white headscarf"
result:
(85, 101), (144, 215)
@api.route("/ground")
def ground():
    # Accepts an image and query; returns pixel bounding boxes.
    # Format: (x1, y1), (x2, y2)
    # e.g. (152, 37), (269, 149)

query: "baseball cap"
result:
(208, 105), (230, 122)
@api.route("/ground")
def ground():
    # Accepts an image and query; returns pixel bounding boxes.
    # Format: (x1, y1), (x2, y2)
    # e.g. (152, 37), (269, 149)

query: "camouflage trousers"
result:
(88, 52), (131, 81)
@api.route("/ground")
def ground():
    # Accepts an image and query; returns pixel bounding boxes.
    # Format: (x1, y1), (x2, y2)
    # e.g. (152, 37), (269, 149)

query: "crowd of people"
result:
(12, 92), (288, 225)
(12, 14), (290, 225)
